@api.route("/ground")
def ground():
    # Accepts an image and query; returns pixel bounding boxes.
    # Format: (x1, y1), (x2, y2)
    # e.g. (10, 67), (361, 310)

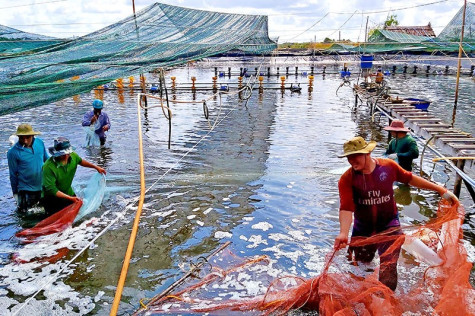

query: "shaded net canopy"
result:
(135, 201), (475, 315)
(438, 2), (475, 42)
(0, 2), (276, 115)
(0, 25), (62, 55)
(313, 3), (475, 54)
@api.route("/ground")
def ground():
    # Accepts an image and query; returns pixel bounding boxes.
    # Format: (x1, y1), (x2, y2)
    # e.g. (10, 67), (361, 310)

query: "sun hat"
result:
(384, 120), (410, 132)
(92, 99), (103, 109)
(14, 124), (41, 136)
(48, 137), (75, 157)
(338, 136), (377, 158)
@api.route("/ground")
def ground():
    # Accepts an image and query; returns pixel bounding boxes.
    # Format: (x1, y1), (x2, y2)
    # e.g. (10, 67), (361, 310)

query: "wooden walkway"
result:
(353, 84), (475, 158)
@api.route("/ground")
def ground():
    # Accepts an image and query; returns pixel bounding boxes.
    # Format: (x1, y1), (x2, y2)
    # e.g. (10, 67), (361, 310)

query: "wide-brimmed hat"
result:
(338, 136), (377, 158)
(48, 137), (75, 157)
(384, 120), (409, 132)
(14, 124), (41, 136)
(92, 99), (103, 109)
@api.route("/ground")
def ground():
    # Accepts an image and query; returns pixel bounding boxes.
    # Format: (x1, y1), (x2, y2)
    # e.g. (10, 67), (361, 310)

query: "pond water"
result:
(0, 58), (473, 315)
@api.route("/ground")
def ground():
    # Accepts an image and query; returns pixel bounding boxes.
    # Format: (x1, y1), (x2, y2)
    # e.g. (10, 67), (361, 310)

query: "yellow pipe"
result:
(433, 157), (475, 162)
(110, 94), (147, 315)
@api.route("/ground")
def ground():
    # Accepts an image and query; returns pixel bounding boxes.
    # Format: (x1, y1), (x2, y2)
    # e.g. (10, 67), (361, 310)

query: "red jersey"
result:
(338, 158), (413, 235)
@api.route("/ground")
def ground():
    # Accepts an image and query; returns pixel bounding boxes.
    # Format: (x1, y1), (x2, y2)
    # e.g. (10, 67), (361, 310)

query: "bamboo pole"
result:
(452, 0), (467, 127)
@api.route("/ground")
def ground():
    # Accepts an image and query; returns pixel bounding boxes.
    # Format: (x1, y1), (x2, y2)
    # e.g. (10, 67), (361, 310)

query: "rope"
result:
(110, 87), (254, 313)
(15, 84), (251, 314)
(12, 210), (128, 316)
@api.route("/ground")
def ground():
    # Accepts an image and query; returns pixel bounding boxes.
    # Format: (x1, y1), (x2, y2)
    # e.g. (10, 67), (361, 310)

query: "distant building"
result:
(384, 23), (436, 37)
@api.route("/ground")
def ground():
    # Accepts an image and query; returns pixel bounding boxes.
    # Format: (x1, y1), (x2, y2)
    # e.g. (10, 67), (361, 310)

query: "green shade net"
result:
(0, 2), (276, 115)
(438, 2), (475, 42)
(0, 25), (61, 56)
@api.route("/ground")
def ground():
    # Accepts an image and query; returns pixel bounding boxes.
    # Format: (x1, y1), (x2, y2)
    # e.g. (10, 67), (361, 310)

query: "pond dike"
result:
(353, 83), (475, 200)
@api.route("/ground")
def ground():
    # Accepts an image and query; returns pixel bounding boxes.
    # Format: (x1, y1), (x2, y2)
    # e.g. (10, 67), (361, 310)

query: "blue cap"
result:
(92, 99), (103, 109)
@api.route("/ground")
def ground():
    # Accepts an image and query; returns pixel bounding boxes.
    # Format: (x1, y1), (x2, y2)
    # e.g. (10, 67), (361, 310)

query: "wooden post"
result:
(453, 159), (466, 197)
(452, 0), (467, 127)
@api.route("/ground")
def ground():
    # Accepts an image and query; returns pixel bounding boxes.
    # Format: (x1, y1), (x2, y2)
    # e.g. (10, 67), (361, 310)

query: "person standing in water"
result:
(334, 136), (458, 291)
(7, 124), (49, 213)
(82, 99), (110, 145)
(384, 120), (419, 172)
(42, 137), (106, 214)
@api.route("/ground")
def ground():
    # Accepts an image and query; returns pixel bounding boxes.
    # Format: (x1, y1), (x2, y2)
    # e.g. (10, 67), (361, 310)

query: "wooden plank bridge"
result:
(353, 84), (475, 200)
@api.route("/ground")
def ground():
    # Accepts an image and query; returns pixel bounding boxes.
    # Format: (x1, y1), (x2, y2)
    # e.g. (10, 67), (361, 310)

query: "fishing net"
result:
(0, 2), (276, 115)
(15, 172), (106, 239)
(136, 200), (474, 315)
(15, 200), (83, 240)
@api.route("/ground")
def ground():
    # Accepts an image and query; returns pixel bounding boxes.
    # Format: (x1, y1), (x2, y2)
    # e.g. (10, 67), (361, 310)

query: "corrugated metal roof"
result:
(369, 29), (432, 43)
(385, 25), (436, 37)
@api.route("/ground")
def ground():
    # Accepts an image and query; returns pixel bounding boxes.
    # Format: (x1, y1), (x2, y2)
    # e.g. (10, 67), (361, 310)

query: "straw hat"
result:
(384, 120), (409, 132)
(48, 137), (75, 157)
(338, 136), (377, 158)
(14, 124), (41, 136)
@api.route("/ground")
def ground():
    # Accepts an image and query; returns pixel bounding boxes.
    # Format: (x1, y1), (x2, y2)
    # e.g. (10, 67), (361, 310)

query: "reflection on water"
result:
(0, 62), (473, 314)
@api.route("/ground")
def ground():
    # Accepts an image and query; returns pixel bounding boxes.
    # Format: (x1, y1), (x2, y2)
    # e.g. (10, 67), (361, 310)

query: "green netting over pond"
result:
(0, 2), (276, 115)
(439, 2), (475, 42)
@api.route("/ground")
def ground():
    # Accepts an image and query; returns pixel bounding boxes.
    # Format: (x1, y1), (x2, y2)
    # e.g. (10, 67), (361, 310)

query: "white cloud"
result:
(0, 0), (463, 41)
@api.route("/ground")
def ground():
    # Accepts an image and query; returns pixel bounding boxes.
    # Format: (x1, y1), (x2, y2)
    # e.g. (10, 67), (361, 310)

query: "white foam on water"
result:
(251, 222), (273, 231)
(192, 207), (200, 212)
(203, 208), (213, 215)
(196, 220), (204, 226)
(262, 244), (304, 263)
(268, 233), (292, 241)
(214, 231), (232, 239)
(187, 215), (196, 220)
(246, 235), (268, 248)
(288, 230), (307, 241)
(0, 199), (135, 315)
(242, 217), (254, 222)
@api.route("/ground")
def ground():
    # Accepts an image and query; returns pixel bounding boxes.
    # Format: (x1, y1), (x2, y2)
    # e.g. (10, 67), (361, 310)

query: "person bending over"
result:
(334, 136), (458, 291)
(42, 137), (106, 214)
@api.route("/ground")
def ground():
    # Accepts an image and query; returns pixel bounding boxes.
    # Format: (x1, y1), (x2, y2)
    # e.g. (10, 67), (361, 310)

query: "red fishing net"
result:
(138, 200), (474, 315)
(15, 200), (83, 240)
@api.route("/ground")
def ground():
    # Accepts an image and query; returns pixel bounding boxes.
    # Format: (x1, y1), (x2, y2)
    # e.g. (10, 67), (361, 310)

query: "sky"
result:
(0, 0), (464, 42)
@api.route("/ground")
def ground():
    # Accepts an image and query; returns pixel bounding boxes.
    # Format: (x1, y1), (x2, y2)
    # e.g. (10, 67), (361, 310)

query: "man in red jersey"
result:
(334, 136), (458, 290)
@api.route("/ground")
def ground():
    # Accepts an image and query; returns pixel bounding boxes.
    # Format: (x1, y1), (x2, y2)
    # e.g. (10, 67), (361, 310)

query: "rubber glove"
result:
(387, 153), (398, 160)
(442, 190), (459, 204)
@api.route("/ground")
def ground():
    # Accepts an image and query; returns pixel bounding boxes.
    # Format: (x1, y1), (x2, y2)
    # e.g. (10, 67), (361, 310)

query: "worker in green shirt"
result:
(42, 137), (106, 214)
(384, 120), (419, 172)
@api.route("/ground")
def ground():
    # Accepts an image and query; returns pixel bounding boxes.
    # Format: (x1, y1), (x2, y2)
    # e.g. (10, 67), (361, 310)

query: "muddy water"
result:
(0, 61), (473, 315)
